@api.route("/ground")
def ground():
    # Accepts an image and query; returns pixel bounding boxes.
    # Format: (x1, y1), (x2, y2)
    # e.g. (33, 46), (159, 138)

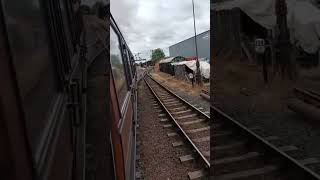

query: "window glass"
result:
(2, 0), (60, 154)
(110, 27), (128, 107)
(128, 54), (135, 77)
(125, 50), (133, 84)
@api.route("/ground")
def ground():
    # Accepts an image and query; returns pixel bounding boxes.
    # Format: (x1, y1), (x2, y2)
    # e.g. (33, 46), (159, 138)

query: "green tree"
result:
(151, 48), (165, 63)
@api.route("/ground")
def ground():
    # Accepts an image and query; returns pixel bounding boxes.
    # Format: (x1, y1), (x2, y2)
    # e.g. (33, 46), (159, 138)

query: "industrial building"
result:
(169, 30), (210, 60)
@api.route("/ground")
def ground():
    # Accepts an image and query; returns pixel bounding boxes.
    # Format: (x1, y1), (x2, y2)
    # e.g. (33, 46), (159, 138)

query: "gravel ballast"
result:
(151, 73), (210, 116)
(137, 80), (200, 179)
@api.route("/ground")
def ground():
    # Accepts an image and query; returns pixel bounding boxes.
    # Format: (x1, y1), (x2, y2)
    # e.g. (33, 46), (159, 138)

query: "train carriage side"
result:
(0, 0), (86, 179)
(109, 14), (137, 180)
(0, 0), (137, 179)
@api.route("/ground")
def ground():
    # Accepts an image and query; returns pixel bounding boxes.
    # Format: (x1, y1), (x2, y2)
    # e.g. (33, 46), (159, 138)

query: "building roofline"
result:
(169, 30), (210, 48)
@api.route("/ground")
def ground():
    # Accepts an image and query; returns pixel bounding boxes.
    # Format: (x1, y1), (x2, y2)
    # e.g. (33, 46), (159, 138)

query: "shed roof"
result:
(211, 0), (320, 53)
(159, 56), (186, 64)
(171, 60), (210, 79)
(159, 57), (175, 64)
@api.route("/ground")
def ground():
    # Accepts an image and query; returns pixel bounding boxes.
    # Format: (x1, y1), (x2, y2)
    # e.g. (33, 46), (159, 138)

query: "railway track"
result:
(144, 74), (211, 179)
(144, 73), (320, 180)
(293, 87), (320, 107)
(200, 89), (210, 102)
(288, 87), (320, 122)
(211, 105), (320, 179)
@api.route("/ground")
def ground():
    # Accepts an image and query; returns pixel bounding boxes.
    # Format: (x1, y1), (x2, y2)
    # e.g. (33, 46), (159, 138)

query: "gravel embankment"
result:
(137, 81), (199, 179)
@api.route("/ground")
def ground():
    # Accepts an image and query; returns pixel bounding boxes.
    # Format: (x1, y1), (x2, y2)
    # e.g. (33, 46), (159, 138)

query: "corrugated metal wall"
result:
(169, 30), (210, 60)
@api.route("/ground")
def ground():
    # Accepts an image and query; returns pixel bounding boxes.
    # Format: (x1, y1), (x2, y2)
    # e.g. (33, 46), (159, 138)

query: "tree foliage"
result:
(151, 48), (165, 62)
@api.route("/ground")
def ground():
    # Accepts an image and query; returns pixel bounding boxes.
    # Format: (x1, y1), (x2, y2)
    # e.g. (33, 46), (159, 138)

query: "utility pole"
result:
(275, 0), (294, 80)
(136, 52), (142, 61)
(151, 49), (154, 65)
(255, 39), (268, 83)
(192, 0), (202, 86)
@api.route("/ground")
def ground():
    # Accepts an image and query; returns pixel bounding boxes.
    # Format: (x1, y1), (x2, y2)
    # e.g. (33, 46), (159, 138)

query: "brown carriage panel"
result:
(110, 77), (125, 180)
(1, 0), (61, 154)
(0, 10), (34, 179)
(111, 124), (125, 180)
(0, 109), (12, 179)
(120, 96), (133, 164)
(46, 113), (73, 180)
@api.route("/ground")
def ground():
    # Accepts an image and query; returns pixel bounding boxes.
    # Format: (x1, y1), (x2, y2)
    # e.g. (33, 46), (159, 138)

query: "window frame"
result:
(128, 51), (136, 78)
(47, 0), (72, 74)
(45, 0), (71, 80)
(120, 44), (133, 86)
(110, 23), (129, 113)
(57, 0), (74, 59)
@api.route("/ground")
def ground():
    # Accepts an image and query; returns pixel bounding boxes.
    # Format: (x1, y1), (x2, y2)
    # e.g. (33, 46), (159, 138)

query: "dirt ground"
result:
(150, 71), (210, 97)
(212, 55), (320, 114)
(211, 55), (320, 174)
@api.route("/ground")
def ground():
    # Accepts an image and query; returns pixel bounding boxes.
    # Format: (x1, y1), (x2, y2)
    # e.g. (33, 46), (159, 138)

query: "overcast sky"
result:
(111, 0), (210, 61)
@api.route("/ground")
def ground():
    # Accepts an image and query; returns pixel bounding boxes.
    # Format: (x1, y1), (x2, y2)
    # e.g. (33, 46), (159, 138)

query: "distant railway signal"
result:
(255, 38), (268, 83)
(255, 38), (266, 54)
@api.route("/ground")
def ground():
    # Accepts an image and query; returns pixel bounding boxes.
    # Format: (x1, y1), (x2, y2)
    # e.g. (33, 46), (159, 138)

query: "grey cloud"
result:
(111, 0), (209, 60)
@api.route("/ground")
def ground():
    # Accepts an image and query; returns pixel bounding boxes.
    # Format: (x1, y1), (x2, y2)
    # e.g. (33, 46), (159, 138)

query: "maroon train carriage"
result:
(0, 0), (137, 180)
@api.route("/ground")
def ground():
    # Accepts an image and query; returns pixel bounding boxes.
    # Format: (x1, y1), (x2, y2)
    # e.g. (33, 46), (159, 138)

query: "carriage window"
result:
(2, 0), (60, 155)
(124, 49), (133, 85)
(110, 27), (128, 107)
(130, 56), (136, 76)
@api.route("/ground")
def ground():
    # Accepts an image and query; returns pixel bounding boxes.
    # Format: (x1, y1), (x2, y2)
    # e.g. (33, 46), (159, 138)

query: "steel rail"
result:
(143, 76), (210, 169)
(308, 89), (320, 98)
(294, 87), (320, 103)
(146, 73), (210, 119)
(211, 105), (320, 179)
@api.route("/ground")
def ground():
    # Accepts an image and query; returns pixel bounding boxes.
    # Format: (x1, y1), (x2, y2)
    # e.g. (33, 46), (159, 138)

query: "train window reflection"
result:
(124, 49), (132, 85)
(2, 0), (60, 155)
(110, 27), (128, 108)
